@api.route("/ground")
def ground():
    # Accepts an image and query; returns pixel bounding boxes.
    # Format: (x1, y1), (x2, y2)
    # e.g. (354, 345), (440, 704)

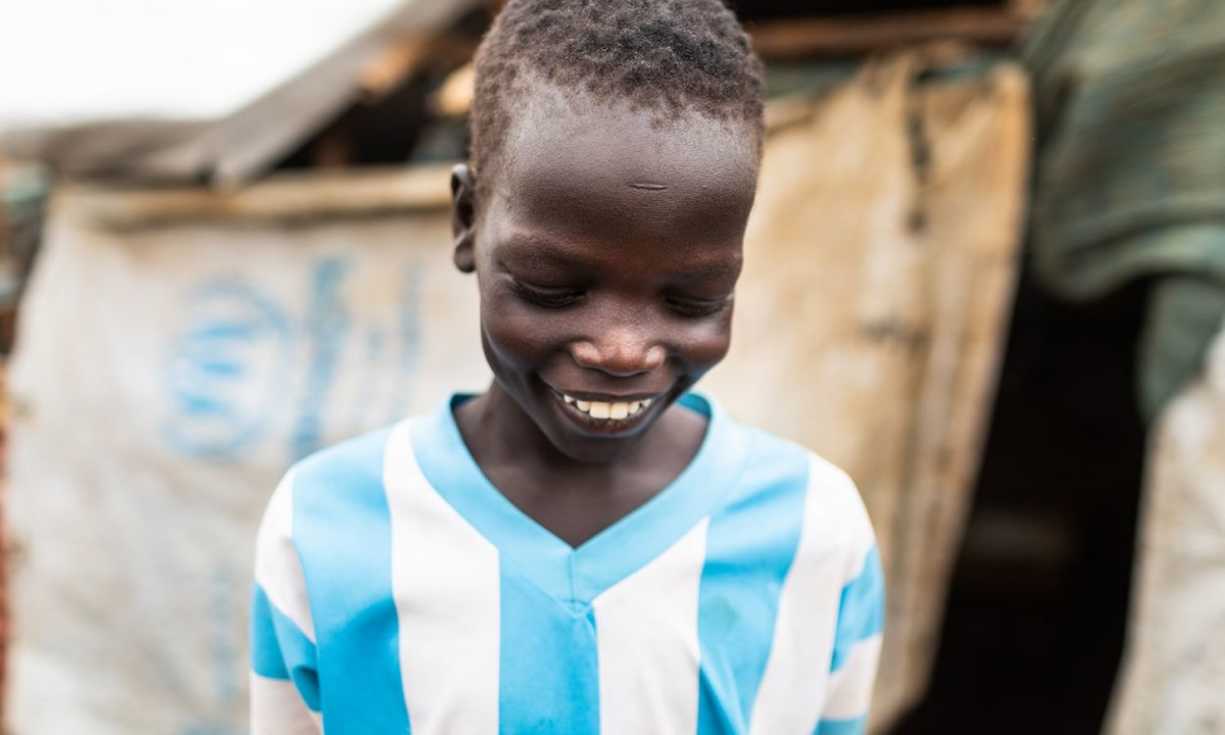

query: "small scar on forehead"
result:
(628, 181), (668, 191)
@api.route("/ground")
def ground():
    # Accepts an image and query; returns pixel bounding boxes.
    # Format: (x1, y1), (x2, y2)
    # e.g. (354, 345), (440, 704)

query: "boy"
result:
(250, 0), (884, 733)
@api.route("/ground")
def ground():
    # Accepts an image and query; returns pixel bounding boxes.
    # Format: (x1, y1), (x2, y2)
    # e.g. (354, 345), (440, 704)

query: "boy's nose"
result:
(570, 329), (667, 377)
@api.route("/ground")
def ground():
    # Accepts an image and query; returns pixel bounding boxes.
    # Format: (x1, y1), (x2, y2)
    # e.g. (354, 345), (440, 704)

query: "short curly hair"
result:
(470, 0), (765, 187)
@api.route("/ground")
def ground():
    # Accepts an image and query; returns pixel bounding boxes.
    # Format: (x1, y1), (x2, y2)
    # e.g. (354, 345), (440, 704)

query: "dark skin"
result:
(451, 86), (760, 548)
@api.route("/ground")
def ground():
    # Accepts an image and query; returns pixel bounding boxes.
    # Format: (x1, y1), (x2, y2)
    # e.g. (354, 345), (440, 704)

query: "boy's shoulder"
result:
(259, 420), (418, 565)
(291, 422), (402, 482)
(273, 420), (412, 518)
(729, 419), (874, 543)
(740, 422), (858, 489)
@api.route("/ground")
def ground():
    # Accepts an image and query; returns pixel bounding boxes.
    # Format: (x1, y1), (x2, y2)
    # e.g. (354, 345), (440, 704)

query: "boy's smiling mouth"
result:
(548, 387), (661, 433)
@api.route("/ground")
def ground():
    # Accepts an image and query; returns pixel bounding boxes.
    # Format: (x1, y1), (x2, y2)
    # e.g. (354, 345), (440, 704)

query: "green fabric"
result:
(1139, 275), (1225, 420)
(1023, 0), (1225, 420)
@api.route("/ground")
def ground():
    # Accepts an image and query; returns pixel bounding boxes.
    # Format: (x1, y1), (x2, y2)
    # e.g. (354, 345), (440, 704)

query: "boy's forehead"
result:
(493, 89), (759, 215)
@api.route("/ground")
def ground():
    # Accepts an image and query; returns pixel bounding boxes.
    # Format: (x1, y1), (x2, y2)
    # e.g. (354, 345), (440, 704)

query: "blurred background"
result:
(2, 0), (1223, 733)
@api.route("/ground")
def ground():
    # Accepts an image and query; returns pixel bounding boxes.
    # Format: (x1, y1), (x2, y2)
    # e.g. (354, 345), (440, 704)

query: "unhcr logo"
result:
(160, 257), (422, 461)
(162, 279), (291, 459)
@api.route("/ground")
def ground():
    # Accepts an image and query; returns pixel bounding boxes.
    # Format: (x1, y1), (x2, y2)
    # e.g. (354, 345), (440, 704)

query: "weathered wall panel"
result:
(705, 55), (1029, 729)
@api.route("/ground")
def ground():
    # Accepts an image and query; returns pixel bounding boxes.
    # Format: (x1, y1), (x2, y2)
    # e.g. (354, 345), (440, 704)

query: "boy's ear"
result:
(450, 163), (477, 274)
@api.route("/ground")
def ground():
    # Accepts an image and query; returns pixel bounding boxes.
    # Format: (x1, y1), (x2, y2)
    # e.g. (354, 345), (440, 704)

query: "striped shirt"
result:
(251, 393), (884, 734)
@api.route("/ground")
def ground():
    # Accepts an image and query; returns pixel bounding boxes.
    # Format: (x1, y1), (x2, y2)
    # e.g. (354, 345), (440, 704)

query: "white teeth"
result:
(560, 392), (656, 420)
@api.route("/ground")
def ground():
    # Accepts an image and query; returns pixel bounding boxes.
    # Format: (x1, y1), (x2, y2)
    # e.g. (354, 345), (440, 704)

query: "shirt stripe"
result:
(823, 635), (882, 720)
(250, 584), (319, 708)
(697, 434), (810, 734)
(293, 427), (410, 734)
(830, 547), (885, 673)
(814, 716), (867, 735)
(385, 421), (501, 734)
(594, 519), (709, 735)
(254, 469), (315, 640)
(250, 469), (321, 720)
(749, 459), (876, 735)
(498, 569), (600, 733)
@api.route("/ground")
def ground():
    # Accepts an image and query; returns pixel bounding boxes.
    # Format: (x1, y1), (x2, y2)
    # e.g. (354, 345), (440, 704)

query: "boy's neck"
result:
(452, 382), (708, 547)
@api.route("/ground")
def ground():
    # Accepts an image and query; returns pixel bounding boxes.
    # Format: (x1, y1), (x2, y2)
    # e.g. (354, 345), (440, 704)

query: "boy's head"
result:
(452, 0), (765, 462)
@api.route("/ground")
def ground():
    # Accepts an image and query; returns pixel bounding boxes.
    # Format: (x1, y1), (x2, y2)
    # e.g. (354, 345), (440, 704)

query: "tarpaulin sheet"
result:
(1024, 0), (1225, 419)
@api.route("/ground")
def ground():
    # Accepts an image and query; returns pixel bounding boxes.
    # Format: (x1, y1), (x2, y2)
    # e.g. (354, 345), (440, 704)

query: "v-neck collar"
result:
(408, 392), (748, 607)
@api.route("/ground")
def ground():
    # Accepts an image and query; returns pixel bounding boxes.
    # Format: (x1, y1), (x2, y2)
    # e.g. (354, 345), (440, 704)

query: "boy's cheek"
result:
(684, 334), (733, 376)
(480, 299), (559, 362)
(675, 309), (735, 369)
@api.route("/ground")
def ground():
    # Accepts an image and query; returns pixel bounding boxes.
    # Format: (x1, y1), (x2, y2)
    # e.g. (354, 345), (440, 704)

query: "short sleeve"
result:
(251, 469), (323, 734)
(816, 524), (885, 734)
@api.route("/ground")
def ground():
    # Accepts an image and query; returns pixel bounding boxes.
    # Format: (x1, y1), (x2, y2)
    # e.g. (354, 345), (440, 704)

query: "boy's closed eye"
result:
(663, 292), (734, 318)
(509, 278), (587, 308)
(508, 275), (733, 319)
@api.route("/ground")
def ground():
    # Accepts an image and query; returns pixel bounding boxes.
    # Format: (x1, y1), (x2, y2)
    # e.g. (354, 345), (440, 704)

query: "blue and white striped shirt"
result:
(251, 393), (884, 734)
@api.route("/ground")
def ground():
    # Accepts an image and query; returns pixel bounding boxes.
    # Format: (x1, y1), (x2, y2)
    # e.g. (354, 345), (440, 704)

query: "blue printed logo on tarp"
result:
(163, 258), (422, 461)
(163, 280), (291, 458)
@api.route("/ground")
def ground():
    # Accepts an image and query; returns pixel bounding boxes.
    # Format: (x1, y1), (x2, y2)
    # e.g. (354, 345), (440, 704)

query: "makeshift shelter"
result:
(1024, 0), (1225, 731)
(2, 2), (1035, 731)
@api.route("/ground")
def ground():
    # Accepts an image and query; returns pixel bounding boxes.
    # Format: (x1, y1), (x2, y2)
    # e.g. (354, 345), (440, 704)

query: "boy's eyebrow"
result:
(501, 233), (741, 280)
(671, 259), (742, 282)
(500, 234), (580, 264)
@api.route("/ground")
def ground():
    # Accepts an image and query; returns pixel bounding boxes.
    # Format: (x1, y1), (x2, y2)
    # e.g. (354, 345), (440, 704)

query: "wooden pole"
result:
(747, 7), (1031, 60)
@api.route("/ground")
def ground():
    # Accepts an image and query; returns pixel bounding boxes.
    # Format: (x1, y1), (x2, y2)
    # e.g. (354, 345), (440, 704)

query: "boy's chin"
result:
(544, 431), (647, 464)
(536, 404), (659, 464)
